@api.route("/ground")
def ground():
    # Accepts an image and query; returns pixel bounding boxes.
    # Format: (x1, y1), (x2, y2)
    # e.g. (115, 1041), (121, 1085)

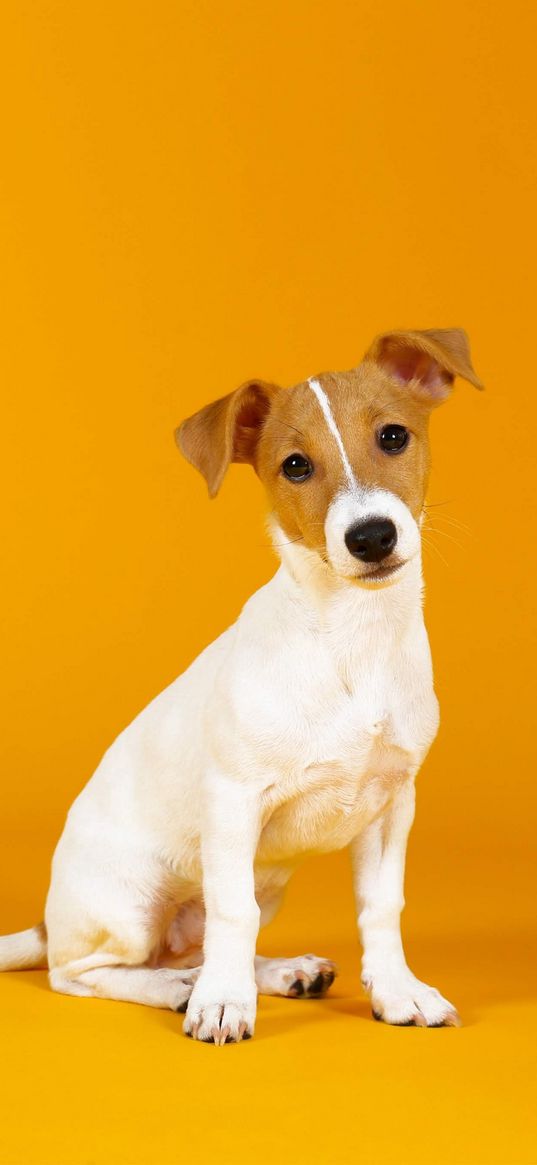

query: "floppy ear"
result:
(364, 328), (483, 403)
(175, 379), (279, 497)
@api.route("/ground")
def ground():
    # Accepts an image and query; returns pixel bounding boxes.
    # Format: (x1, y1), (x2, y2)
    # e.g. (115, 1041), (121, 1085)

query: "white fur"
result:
(307, 377), (356, 486)
(0, 478), (459, 1039)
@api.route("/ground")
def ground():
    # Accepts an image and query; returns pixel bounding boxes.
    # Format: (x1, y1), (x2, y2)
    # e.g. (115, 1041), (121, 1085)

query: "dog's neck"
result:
(270, 522), (424, 641)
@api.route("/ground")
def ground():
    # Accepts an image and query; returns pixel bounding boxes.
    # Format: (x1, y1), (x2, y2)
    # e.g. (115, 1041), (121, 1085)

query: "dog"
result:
(0, 327), (482, 1043)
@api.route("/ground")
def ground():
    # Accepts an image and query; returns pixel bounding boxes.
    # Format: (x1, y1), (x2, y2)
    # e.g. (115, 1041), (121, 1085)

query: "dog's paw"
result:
(256, 954), (337, 998)
(363, 970), (460, 1027)
(183, 978), (257, 1044)
(141, 966), (201, 1012)
(169, 968), (201, 1013)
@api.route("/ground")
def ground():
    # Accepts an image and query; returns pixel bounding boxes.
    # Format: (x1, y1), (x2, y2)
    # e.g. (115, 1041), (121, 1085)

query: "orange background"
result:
(1, 2), (536, 1163)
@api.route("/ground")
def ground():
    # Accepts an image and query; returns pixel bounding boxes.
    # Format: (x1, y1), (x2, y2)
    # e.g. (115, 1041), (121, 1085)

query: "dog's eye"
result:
(377, 424), (409, 454)
(281, 454), (314, 482)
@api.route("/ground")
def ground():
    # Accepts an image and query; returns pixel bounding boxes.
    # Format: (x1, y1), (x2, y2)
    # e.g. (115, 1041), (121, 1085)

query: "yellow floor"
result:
(0, 845), (535, 1165)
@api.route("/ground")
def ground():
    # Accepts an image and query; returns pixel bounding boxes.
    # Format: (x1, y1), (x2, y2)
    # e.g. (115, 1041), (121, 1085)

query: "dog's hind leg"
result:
(50, 962), (200, 1011)
(254, 954), (337, 998)
(46, 840), (201, 1012)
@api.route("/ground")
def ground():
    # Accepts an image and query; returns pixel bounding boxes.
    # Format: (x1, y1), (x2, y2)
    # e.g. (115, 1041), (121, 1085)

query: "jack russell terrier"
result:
(0, 328), (482, 1044)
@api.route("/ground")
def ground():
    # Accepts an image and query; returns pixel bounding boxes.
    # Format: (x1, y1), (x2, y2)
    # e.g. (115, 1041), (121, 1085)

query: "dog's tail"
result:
(0, 923), (48, 970)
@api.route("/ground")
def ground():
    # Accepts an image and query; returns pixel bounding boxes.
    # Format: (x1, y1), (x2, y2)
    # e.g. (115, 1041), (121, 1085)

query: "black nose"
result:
(344, 518), (397, 563)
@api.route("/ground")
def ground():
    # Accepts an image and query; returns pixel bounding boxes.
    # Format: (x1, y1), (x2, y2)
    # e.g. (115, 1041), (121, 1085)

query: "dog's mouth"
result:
(356, 559), (406, 585)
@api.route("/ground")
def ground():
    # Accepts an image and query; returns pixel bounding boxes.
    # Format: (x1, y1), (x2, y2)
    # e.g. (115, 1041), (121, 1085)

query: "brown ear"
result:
(175, 379), (279, 497)
(364, 328), (483, 403)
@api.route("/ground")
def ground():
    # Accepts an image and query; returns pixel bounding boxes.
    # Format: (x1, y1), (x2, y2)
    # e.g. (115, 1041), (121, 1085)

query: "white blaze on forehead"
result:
(307, 377), (356, 487)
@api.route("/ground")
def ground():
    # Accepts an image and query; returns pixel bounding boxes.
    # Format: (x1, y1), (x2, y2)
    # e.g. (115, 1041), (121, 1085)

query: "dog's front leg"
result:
(183, 771), (262, 1044)
(351, 780), (460, 1027)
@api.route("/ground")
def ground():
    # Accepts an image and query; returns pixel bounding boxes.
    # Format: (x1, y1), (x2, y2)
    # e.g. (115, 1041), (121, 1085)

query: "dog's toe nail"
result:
(445, 1011), (462, 1028)
(429, 1013), (460, 1028)
(242, 1030), (251, 1040)
(372, 1009), (383, 1022)
(176, 1000), (188, 1013)
(291, 979), (305, 996)
(308, 973), (325, 995)
(324, 971), (335, 988)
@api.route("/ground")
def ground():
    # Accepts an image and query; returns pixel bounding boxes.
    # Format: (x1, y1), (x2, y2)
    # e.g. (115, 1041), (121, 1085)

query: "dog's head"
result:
(177, 329), (482, 587)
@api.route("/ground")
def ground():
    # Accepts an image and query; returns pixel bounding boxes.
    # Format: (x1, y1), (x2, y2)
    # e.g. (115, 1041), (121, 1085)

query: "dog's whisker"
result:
(423, 523), (464, 551)
(426, 527), (464, 549)
(270, 418), (307, 441)
(429, 514), (472, 534)
(423, 503), (471, 532)
(270, 536), (305, 548)
(421, 533), (451, 569)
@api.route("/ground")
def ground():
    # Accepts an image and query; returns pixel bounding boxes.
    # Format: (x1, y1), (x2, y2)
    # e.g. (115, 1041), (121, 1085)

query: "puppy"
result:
(0, 328), (482, 1044)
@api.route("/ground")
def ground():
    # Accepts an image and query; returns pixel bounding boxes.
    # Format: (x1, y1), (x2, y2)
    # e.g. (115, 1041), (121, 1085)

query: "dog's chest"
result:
(225, 576), (439, 862)
(256, 678), (436, 861)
